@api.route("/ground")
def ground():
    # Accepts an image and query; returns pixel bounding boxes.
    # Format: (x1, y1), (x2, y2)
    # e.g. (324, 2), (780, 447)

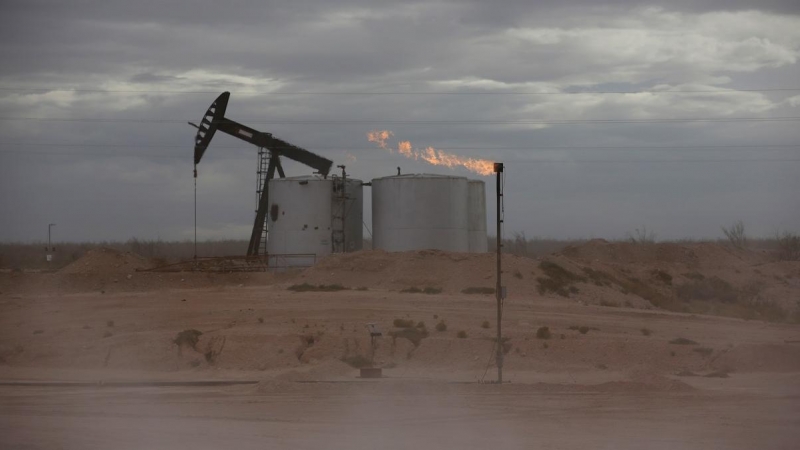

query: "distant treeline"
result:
(1, 233), (795, 271)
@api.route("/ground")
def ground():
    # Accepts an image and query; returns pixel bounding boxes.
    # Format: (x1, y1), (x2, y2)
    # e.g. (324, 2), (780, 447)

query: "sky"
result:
(1, 0), (799, 243)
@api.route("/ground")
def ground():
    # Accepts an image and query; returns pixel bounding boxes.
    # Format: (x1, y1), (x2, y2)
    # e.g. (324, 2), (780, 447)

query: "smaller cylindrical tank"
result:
(267, 176), (332, 267)
(468, 180), (488, 252)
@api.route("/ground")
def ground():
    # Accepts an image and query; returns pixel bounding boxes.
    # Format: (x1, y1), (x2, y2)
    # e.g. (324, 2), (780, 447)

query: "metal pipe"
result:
(494, 162), (503, 384)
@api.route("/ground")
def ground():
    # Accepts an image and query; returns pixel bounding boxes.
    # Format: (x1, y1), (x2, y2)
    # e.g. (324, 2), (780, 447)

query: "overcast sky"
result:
(1, 0), (799, 244)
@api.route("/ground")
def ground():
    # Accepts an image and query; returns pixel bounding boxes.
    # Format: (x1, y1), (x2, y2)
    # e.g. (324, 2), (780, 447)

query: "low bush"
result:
(393, 318), (415, 328)
(389, 327), (429, 347)
(669, 337), (698, 345)
(287, 283), (348, 292)
(435, 320), (447, 332)
(640, 328), (652, 336)
(481, 320), (491, 329)
(457, 330), (467, 339)
(462, 287), (495, 295)
(341, 355), (372, 368)
(536, 326), (551, 339)
(173, 329), (203, 350)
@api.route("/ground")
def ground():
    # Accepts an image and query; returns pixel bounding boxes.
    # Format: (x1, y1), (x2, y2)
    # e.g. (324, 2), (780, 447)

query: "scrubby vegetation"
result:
(388, 327), (429, 347)
(435, 320), (447, 332)
(287, 283), (348, 292)
(669, 337), (698, 345)
(462, 287), (495, 295)
(400, 286), (442, 294)
(481, 320), (490, 329)
(173, 329), (203, 350)
(536, 261), (585, 297)
(536, 326), (551, 339)
(457, 330), (468, 339)
(393, 318), (415, 328)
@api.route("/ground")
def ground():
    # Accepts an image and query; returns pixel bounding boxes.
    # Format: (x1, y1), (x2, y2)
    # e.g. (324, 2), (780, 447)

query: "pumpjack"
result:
(190, 92), (333, 257)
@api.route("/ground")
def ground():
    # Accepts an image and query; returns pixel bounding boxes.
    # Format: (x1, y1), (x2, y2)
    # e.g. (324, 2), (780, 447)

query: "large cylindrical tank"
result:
(468, 180), (488, 252)
(267, 175), (362, 267)
(372, 174), (470, 252)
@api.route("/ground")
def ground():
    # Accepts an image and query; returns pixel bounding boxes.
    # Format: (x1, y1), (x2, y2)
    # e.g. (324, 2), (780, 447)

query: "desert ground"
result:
(1, 242), (799, 449)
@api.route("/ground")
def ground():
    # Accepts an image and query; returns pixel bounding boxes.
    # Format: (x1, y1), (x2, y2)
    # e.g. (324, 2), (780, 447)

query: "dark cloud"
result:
(0, 1), (799, 243)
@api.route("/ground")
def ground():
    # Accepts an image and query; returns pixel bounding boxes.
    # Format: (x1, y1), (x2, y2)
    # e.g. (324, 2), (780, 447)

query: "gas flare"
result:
(367, 130), (393, 150)
(366, 130), (494, 176)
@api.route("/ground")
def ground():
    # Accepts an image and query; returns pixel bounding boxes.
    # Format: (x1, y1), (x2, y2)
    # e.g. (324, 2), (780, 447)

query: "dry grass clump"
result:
(435, 320), (447, 332)
(640, 327), (653, 336)
(569, 325), (597, 334)
(536, 326), (551, 339)
(400, 286), (442, 294)
(389, 327), (429, 347)
(341, 354), (372, 368)
(536, 261), (586, 297)
(393, 318), (415, 328)
(462, 287), (495, 295)
(669, 337), (698, 345)
(693, 347), (713, 357)
(173, 329), (203, 350)
(481, 320), (491, 329)
(288, 283), (348, 292)
(457, 330), (468, 339)
(651, 270), (673, 285)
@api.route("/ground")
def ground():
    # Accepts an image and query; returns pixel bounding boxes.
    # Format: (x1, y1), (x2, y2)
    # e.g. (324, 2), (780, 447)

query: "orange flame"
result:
(366, 130), (494, 176)
(367, 130), (393, 150)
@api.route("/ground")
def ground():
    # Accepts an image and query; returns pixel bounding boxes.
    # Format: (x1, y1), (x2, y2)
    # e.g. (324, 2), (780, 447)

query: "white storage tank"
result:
(372, 174), (471, 252)
(267, 175), (362, 267)
(468, 180), (488, 252)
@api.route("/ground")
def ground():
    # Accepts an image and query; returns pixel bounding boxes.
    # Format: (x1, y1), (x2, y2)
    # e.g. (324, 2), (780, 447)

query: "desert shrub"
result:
(258, 317), (264, 324)
(693, 347), (713, 357)
(173, 329), (203, 350)
(400, 287), (422, 293)
(568, 286), (579, 294)
(651, 270), (673, 285)
(536, 326), (551, 339)
(537, 261), (587, 297)
(415, 321), (427, 330)
(640, 328), (652, 336)
(599, 300), (619, 307)
(513, 270), (523, 279)
(457, 330), (467, 339)
(287, 283), (347, 292)
(106, 320), (115, 328)
(393, 318), (415, 328)
(669, 337), (698, 345)
(481, 320), (491, 329)
(676, 276), (738, 303)
(356, 286), (369, 291)
(578, 326), (590, 334)
(627, 226), (657, 244)
(389, 327), (429, 347)
(435, 320), (447, 332)
(422, 287), (442, 294)
(494, 336), (513, 354)
(721, 220), (747, 249)
(32, 330), (44, 335)
(462, 287), (495, 295)
(582, 267), (617, 287)
(341, 355), (372, 368)
(775, 230), (800, 261)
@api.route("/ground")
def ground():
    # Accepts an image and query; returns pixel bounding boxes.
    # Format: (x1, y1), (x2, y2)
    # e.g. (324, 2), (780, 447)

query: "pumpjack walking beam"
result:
(190, 92), (333, 256)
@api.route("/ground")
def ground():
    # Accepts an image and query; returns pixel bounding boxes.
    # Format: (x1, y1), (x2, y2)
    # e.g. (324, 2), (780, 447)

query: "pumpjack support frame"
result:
(190, 92), (333, 257)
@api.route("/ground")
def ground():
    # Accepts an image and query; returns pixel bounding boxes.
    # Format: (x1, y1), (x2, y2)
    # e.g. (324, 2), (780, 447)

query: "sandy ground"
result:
(1, 286), (799, 448)
(1, 245), (799, 449)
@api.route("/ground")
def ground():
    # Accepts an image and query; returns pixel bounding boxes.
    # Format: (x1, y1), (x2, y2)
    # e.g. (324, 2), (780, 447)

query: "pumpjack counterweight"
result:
(191, 92), (334, 257)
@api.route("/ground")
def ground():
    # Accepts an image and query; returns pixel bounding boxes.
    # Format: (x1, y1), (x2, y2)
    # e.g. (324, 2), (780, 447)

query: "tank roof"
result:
(372, 173), (469, 181)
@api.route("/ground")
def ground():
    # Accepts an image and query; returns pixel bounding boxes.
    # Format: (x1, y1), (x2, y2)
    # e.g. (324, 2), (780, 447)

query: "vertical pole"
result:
(48, 225), (51, 251)
(194, 165), (197, 260)
(494, 162), (503, 384)
(341, 165), (346, 252)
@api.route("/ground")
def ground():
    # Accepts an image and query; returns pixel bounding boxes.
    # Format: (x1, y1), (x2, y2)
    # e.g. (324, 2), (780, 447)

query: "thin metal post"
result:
(494, 162), (504, 384)
(194, 165), (197, 260)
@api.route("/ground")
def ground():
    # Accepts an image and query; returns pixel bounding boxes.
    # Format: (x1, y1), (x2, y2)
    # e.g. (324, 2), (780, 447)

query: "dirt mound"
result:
(59, 247), (152, 275)
(300, 249), (540, 293)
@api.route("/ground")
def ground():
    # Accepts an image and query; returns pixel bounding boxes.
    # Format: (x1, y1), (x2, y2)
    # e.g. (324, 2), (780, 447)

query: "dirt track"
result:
(1, 245), (799, 448)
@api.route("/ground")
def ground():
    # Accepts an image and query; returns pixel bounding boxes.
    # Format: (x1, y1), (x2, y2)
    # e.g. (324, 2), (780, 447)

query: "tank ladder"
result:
(255, 147), (269, 258)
